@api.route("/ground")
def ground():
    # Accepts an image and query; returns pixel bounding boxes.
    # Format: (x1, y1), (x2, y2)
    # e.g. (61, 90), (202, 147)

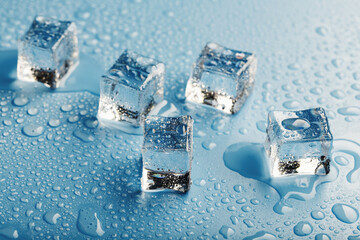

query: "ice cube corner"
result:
(185, 42), (257, 114)
(265, 107), (333, 177)
(98, 50), (165, 126)
(17, 16), (79, 89)
(141, 115), (193, 193)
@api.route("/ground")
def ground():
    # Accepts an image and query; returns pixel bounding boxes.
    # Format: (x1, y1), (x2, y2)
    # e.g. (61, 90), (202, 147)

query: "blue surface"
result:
(0, 0), (360, 239)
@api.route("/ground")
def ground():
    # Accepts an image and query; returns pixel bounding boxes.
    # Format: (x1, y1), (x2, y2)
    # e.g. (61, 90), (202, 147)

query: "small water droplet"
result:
(315, 26), (328, 36)
(202, 141), (216, 150)
(283, 100), (300, 109)
(311, 210), (325, 220)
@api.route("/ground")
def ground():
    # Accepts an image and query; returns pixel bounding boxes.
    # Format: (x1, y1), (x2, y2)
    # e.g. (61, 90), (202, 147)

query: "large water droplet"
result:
(330, 90), (345, 99)
(293, 221), (313, 236)
(77, 207), (105, 237)
(256, 120), (266, 133)
(12, 96), (29, 107)
(219, 225), (235, 239)
(22, 124), (44, 137)
(211, 117), (227, 131)
(202, 141), (216, 150)
(334, 156), (349, 166)
(315, 233), (331, 240)
(73, 129), (95, 142)
(0, 226), (19, 239)
(61, 104), (73, 112)
(338, 107), (360, 116)
(281, 118), (310, 130)
(243, 231), (276, 240)
(331, 203), (359, 224)
(84, 117), (98, 129)
(43, 211), (61, 225)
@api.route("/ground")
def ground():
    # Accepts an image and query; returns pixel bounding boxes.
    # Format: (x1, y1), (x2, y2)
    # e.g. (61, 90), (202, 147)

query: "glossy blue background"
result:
(0, 0), (360, 239)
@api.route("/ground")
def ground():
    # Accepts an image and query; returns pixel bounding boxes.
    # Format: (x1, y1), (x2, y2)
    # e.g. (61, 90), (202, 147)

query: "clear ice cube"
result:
(185, 42), (257, 114)
(98, 50), (165, 126)
(17, 16), (79, 88)
(264, 107), (333, 177)
(141, 115), (193, 192)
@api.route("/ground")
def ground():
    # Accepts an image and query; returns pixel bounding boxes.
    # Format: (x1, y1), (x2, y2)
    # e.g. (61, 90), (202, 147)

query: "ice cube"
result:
(98, 50), (165, 126)
(141, 115), (193, 192)
(264, 108), (333, 177)
(17, 16), (79, 88)
(185, 42), (257, 114)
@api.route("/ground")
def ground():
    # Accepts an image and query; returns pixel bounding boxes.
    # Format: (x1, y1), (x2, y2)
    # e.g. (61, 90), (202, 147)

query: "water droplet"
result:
(293, 221), (313, 236)
(77, 207), (105, 237)
(311, 210), (325, 220)
(338, 107), (360, 116)
(73, 129), (95, 142)
(351, 83), (360, 91)
(12, 96), (29, 106)
(0, 226), (19, 239)
(211, 117), (227, 131)
(193, 179), (206, 186)
(288, 63), (300, 70)
(43, 211), (61, 225)
(315, 233), (331, 240)
(281, 118), (310, 130)
(68, 115), (80, 123)
(202, 141), (216, 150)
(331, 203), (359, 224)
(330, 90), (345, 99)
(316, 26), (328, 36)
(283, 100), (300, 109)
(22, 124), (44, 137)
(334, 156), (349, 166)
(243, 219), (255, 228)
(61, 104), (73, 112)
(238, 127), (248, 135)
(219, 225), (235, 239)
(48, 119), (61, 128)
(84, 117), (98, 129)
(256, 120), (266, 133)
(243, 231), (276, 240)
(27, 108), (39, 116)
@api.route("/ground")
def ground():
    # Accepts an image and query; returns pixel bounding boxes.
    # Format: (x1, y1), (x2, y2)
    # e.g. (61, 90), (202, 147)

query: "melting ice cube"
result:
(98, 50), (165, 126)
(141, 115), (193, 192)
(185, 42), (257, 114)
(265, 107), (333, 176)
(17, 16), (79, 88)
